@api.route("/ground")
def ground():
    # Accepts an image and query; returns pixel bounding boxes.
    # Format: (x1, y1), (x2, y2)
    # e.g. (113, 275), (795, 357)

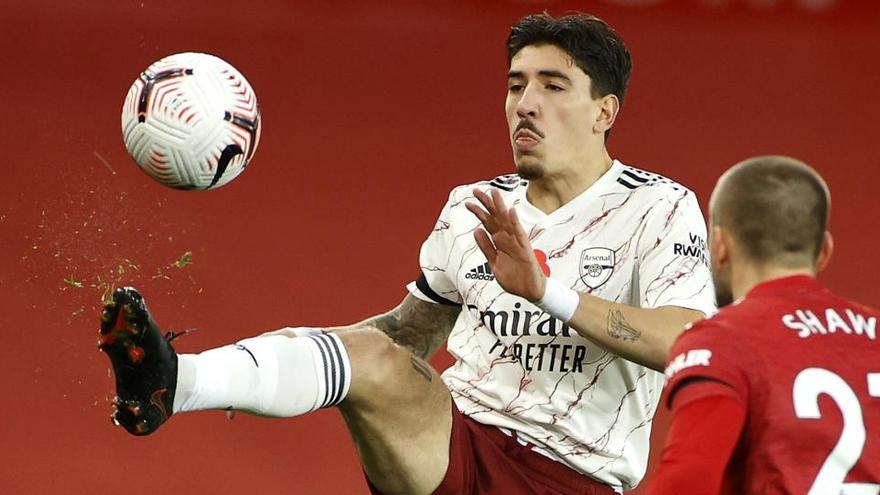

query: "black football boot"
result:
(98, 287), (177, 435)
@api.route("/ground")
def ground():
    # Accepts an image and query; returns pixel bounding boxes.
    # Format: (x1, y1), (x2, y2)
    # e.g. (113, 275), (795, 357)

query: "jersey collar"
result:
(516, 160), (626, 224)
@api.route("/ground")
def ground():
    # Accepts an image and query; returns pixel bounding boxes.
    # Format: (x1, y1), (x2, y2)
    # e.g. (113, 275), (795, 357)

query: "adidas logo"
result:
(465, 262), (495, 281)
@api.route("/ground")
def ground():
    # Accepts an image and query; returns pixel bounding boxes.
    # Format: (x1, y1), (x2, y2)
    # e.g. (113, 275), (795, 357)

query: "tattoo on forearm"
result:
(364, 296), (460, 359)
(410, 357), (433, 382)
(607, 309), (642, 342)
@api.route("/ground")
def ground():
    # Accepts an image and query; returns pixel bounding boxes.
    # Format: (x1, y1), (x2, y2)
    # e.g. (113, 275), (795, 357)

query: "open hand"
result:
(466, 188), (546, 302)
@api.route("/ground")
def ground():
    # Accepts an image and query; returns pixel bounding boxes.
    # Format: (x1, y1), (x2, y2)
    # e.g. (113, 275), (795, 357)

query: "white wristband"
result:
(534, 278), (580, 322)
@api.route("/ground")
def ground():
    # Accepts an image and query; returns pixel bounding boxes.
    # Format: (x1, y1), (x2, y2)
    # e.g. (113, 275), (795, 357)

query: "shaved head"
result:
(709, 156), (830, 305)
(711, 156), (830, 266)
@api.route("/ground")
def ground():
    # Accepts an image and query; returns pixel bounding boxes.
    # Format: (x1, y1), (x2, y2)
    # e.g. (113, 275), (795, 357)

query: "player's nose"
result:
(515, 84), (540, 119)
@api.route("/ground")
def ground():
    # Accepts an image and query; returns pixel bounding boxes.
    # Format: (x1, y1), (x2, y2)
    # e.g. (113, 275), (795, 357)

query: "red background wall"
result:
(1, 1), (878, 493)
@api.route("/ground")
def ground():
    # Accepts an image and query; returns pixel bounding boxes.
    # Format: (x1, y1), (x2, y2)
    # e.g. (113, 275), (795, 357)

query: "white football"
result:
(121, 52), (261, 190)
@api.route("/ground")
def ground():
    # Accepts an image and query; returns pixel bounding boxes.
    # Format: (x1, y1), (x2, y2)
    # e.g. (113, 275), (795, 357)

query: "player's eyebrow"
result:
(507, 70), (572, 82)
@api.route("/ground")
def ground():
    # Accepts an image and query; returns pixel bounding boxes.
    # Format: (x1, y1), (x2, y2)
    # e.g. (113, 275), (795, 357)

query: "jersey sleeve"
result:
(663, 321), (751, 408)
(637, 189), (715, 316)
(648, 393), (746, 495)
(406, 188), (463, 307)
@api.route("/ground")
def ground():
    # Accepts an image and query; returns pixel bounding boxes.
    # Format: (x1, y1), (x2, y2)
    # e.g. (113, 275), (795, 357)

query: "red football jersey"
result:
(665, 275), (880, 494)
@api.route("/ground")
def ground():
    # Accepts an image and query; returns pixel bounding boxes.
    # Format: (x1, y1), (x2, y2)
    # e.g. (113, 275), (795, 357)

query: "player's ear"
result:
(594, 94), (619, 135)
(815, 231), (834, 272)
(710, 226), (729, 267)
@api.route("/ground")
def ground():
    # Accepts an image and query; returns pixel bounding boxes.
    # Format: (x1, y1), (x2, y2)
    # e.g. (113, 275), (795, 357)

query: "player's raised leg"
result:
(335, 328), (452, 495)
(99, 287), (453, 494)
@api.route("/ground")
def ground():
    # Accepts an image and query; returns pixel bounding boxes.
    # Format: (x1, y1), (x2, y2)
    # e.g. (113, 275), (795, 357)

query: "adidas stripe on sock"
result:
(308, 333), (350, 409)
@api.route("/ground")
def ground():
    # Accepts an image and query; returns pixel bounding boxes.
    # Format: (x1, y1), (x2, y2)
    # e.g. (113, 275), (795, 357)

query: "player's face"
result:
(505, 44), (606, 180)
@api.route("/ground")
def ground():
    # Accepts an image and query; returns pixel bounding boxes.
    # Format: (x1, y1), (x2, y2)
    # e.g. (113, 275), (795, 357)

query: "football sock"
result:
(172, 333), (351, 416)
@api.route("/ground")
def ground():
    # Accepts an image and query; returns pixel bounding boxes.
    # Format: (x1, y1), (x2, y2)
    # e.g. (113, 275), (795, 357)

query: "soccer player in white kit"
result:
(99, 13), (714, 495)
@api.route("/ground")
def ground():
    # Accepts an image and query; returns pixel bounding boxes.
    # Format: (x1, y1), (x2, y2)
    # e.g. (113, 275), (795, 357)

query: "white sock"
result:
(172, 333), (351, 416)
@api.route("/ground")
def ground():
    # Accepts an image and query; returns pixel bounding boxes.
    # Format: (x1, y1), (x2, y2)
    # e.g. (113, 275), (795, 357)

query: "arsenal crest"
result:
(579, 248), (615, 289)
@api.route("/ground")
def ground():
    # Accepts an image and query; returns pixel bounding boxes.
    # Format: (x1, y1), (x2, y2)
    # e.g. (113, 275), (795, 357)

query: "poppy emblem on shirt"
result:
(579, 248), (615, 289)
(533, 249), (551, 276)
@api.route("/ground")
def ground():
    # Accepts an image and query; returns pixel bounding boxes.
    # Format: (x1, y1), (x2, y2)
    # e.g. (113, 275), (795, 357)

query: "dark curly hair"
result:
(507, 13), (632, 106)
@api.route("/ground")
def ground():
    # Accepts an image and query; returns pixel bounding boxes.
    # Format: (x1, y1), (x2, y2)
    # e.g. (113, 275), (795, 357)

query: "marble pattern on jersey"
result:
(410, 161), (715, 490)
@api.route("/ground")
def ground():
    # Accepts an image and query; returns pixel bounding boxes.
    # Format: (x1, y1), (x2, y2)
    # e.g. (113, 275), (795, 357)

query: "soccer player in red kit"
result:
(649, 156), (880, 494)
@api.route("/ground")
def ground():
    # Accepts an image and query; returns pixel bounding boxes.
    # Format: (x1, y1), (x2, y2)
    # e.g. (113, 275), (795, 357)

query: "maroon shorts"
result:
(368, 404), (616, 495)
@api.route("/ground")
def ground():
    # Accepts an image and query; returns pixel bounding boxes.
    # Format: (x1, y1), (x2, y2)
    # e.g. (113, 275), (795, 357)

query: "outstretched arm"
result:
(466, 188), (703, 371)
(328, 293), (460, 360)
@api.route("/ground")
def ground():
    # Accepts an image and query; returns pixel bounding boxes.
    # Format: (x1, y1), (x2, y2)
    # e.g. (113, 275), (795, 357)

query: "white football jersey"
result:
(407, 160), (715, 491)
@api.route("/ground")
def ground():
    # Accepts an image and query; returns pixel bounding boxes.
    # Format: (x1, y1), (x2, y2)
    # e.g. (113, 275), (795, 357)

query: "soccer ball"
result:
(121, 52), (261, 190)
